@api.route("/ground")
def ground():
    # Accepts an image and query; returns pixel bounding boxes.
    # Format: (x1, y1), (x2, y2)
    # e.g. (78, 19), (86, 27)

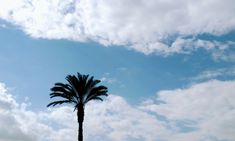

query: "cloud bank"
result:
(1, 80), (235, 141)
(0, 0), (235, 56)
(141, 80), (235, 141)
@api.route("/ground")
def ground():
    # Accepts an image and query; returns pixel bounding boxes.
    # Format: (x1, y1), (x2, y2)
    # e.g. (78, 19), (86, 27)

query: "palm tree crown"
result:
(47, 72), (108, 141)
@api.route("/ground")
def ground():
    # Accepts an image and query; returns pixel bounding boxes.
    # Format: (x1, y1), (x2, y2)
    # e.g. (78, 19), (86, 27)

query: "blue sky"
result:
(1, 23), (233, 108)
(0, 1), (235, 141)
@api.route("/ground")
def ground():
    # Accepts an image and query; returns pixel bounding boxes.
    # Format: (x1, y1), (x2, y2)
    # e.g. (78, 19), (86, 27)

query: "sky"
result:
(0, 0), (235, 141)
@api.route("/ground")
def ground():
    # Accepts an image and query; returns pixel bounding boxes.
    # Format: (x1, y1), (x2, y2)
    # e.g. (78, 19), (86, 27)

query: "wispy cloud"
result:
(0, 0), (235, 57)
(190, 67), (235, 81)
(100, 72), (121, 85)
(1, 80), (235, 141)
(0, 24), (6, 28)
(100, 76), (117, 84)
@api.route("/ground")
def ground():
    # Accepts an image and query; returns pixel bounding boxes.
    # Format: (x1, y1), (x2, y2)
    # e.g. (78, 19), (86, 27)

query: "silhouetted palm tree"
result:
(47, 72), (108, 141)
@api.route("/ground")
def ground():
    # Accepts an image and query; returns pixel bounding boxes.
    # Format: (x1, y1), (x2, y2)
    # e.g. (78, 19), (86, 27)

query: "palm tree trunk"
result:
(78, 121), (83, 141)
(77, 105), (84, 141)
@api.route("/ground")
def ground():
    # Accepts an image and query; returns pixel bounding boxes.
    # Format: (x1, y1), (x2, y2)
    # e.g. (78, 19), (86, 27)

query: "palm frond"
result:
(54, 83), (73, 91)
(50, 86), (71, 95)
(50, 83), (78, 101)
(47, 72), (108, 109)
(88, 96), (104, 101)
(66, 74), (80, 98)
(50, 92), (78, 103)
(47, 100), (72, 107)
(90, 80), (101, 88)
(85, 86), (108, 103)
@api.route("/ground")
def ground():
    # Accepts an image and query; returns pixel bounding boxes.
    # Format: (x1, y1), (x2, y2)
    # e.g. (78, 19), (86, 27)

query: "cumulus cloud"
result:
(0, 83), (37, 141)
(1, 80), (235, 141)
(0, 82), (168, 141)
(0, 0), (235, 56)
(85, 95), (170, 141)
(141, 80), (235, 141)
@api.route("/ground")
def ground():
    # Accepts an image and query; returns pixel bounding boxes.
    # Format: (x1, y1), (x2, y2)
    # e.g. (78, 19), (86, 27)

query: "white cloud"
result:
(0, 82), (168, 141)
(100, 77), (117, 84)
(141, 80), (235, 141)
(190, 67), (235, 81)
(212, 49), (235, 62)
(0, 82), (77, 141)
(85, 95), (169, 141)
(100, 73), (118, 84)
(0, 83), (36, 141)
(0, 0), (235, 56)
(1, 80), (235, 141)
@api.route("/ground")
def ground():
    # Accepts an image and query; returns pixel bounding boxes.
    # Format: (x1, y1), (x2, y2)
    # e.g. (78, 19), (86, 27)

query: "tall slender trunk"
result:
(77, 104), (84, 141)
(78, 121), (83, 141)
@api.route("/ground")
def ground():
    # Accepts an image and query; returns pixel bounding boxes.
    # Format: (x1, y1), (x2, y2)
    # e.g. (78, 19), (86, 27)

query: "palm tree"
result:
(47, 72), (108, 141)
